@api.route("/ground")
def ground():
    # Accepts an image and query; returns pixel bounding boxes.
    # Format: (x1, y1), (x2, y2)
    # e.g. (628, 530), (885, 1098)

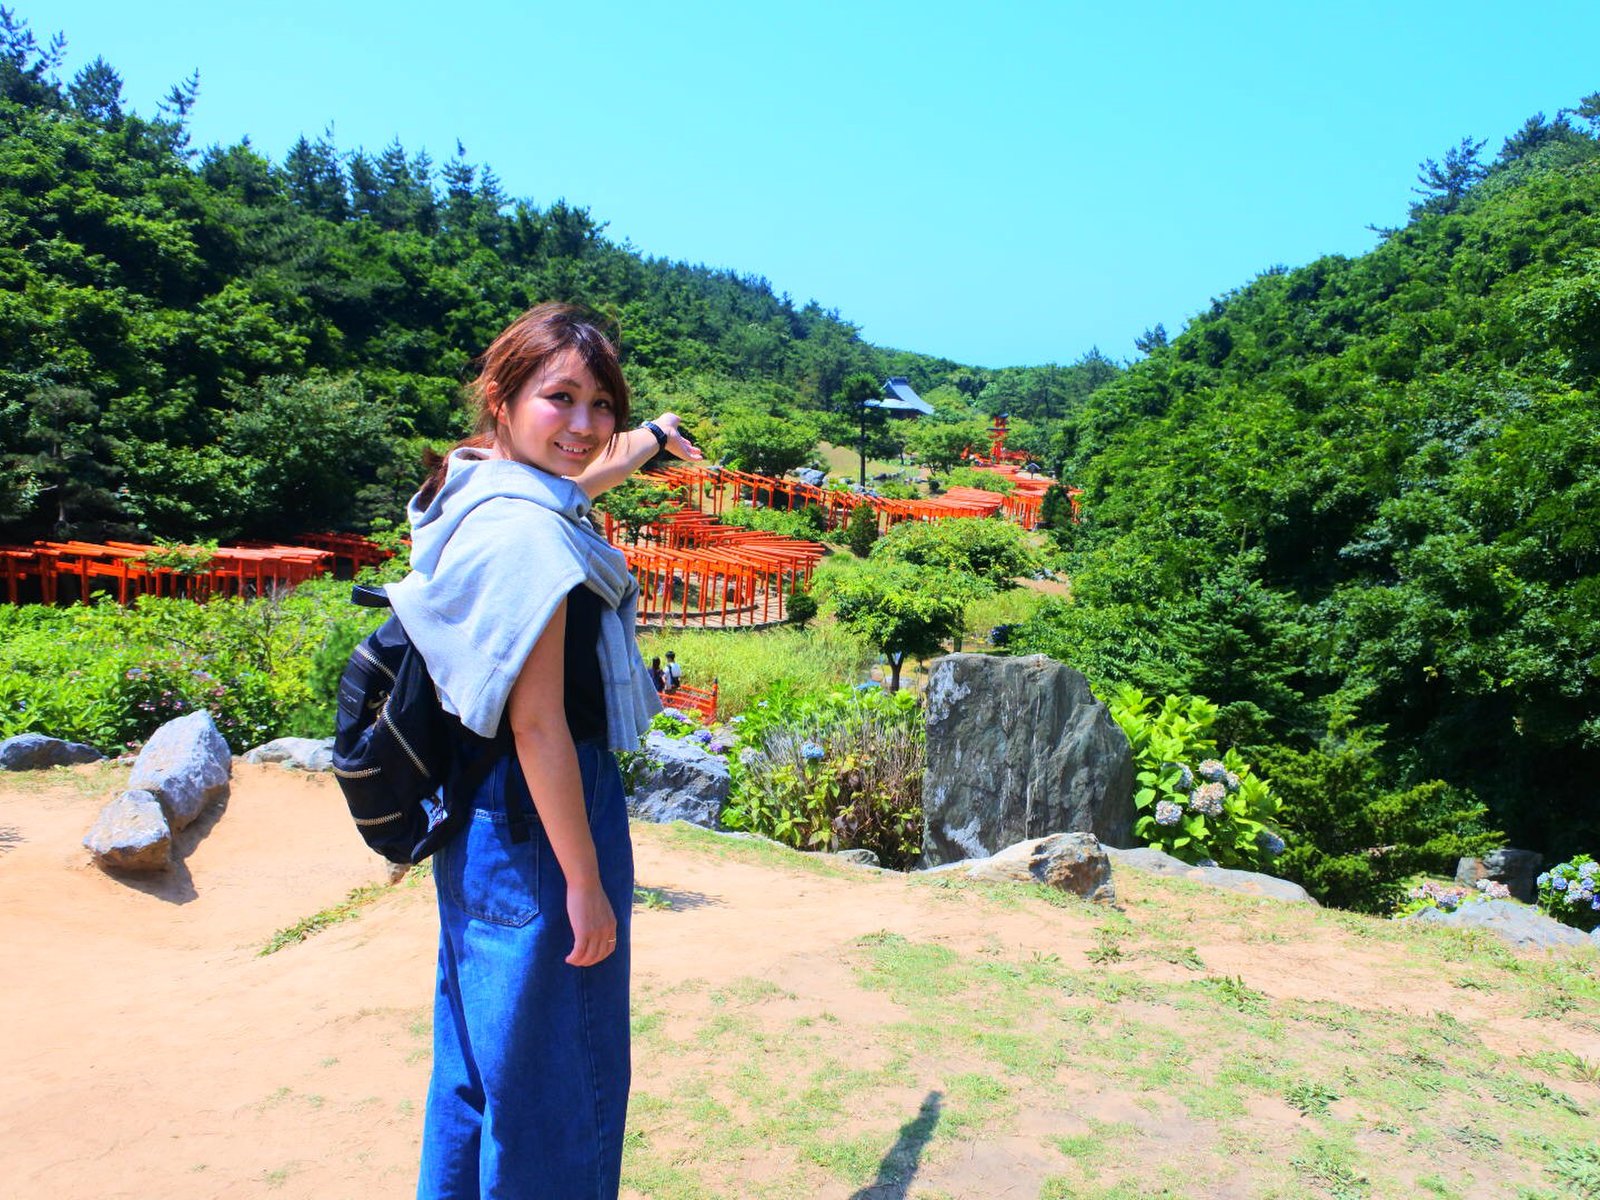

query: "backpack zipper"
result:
(377, 696), (430, 778)
(354, 641), (396, 684)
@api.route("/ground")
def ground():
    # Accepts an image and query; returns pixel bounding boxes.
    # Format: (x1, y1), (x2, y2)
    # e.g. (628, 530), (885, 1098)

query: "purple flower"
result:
(1223, 771), (1241, 794)
(1197, 759), (1226, 783)
(1189, 782), (1225, 816)
(1259, 832), (1286, 857)
(1162, 763), (1194, 792)
(1154, 800), (1183, 826)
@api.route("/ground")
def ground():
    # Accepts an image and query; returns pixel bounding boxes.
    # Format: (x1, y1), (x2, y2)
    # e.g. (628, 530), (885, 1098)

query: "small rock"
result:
(835, 848), (880, 868)
(1105, 846), (1318, 905)
(128, 711), (232, 830)
(244, 737), (334, 771)
(1405, 898), (1594, 951)
(83, 789), (171, 872)
(923, 832), (1115, 903)
(627, 732), (728, 828)
(0, 733), (104, 770)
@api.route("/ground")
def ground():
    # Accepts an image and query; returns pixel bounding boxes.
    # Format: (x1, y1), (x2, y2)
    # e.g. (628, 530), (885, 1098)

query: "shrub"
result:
(1393, 878), (1508, 918)
(784, 588), (818, 628)
(937, 466), (1016, 494)
(845, 502), (879, 557)
(721, 683), (925, 869)
(871, 516), (1040, 586)
(1108, 685), (1285, 872)
(1536, 855), (1600, 931)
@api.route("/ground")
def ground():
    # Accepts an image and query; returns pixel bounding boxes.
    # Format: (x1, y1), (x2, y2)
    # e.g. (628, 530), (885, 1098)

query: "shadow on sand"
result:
(848, 1090), (943, 1200)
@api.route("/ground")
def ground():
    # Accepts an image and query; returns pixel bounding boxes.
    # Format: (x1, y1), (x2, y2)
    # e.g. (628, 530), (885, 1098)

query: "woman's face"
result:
(492, 348), (618, 476)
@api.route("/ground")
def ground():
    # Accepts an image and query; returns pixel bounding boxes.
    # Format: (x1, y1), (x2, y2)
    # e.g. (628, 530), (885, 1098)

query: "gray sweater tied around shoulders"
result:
(384, 447), (661, 752)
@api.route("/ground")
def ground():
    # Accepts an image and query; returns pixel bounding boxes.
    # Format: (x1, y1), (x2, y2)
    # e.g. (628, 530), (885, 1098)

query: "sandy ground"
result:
(3, 763), (1596, 1200)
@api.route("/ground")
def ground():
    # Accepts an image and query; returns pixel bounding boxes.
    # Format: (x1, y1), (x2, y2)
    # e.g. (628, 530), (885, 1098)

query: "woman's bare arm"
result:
(575, 411), (702, 498)
(505, 598), (615, 967)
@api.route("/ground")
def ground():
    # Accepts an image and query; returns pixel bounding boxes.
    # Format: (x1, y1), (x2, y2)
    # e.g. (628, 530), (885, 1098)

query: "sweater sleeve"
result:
(387, 497), (587, 738)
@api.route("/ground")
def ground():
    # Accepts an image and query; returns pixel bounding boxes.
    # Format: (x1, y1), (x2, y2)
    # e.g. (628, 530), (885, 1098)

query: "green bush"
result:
(937, 466), (1016, 494)
(1109, 685), (1284, 871)
(721, 683), (925, 868)
(784, 588), (819, 628)
(845, 503), (879, 557)
(0, 581), (381, 752)
(871, 516), (1039, 586)
(1255, 733), (1503, 913)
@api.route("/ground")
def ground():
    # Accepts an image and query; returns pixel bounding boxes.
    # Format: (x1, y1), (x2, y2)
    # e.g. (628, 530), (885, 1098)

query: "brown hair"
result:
(418, 302), (631, 505)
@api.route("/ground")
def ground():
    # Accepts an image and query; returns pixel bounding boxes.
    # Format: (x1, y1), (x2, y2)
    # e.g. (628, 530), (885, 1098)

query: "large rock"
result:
(83, 789), (172, 871)
(921, 832), (1116, 903)
(1105, 845), (1318, 904)
(244, 736), (334, 771)
(0, 733), (104, 770)
(128, 710), (232, 830)
(922, 654), (1133, 866)
(627, 732), (728, 828)
(1405, 898), (1595, 951)
(1455, 849), (1543, 903)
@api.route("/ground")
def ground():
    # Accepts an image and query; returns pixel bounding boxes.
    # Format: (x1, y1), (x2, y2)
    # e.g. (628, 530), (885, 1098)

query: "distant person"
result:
(649, 656), (666, 693)
(664, 649), (682, 693)
(389, 302), (699, 1200)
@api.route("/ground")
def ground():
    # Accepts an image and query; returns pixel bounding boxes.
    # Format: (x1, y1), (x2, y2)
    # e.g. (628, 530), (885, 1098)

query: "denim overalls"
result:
(417, 738), (634, 1199)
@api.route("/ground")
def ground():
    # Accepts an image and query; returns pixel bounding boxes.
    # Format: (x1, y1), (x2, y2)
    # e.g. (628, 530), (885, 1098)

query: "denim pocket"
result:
(437, 808), (541, 927)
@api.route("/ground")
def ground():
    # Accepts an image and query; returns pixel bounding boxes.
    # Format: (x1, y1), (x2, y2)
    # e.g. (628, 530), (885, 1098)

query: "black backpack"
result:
(331, 585), (515, 864)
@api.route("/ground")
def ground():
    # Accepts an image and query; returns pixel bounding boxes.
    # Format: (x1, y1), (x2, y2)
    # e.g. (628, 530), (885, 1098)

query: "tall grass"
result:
(637, 619), (874, 718)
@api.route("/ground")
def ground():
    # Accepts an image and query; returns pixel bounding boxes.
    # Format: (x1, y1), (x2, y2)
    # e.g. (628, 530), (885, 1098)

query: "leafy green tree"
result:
(714, 411), (818, 477)
(1410, 136), (1487, 217)
(904, 419), (984, 471)
(871, 516), (1039, 587)
(593, 477), (678, 544)
(826, 563), (966, 690)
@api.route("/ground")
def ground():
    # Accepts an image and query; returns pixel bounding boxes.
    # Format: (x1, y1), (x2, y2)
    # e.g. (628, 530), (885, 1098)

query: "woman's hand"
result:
(651, 412), (704, 463)
(565, 879), (619, 967)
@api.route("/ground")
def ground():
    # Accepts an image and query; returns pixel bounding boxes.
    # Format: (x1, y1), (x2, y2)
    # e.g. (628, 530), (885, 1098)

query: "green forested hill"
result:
(0, 13), (996, 542)
(1019, 105), (1600, 867)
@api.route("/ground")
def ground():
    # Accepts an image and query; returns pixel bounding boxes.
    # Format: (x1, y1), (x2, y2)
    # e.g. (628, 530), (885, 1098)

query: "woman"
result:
(386, 303), (699, 1198)
(649, 656), (666, 693)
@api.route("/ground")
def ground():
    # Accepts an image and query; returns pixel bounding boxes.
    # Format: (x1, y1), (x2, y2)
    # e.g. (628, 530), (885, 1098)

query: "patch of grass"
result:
(1541, 1138), (1600, 1196)
(649, 821), (867, 879)
(1285, 1079), (1339, 1116)
(1290, 1135), (1370, 1199)
(1195, 974), (1269, 1014)
(634, 886), (672, 910)
(258, 867), (428, 955)
(636, 621), (872, 717)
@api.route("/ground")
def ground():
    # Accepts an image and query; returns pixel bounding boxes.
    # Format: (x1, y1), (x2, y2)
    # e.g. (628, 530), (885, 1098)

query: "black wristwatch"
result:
(642, 420), (669, 452)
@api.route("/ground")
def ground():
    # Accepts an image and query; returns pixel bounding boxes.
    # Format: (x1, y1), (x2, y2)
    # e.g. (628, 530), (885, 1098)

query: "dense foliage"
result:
(721, 683), (925, 869)
(1012, 98), (1600, 866)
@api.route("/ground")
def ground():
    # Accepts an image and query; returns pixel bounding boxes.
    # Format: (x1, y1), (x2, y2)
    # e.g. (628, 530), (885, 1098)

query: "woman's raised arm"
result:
(576, 411), (702, 499)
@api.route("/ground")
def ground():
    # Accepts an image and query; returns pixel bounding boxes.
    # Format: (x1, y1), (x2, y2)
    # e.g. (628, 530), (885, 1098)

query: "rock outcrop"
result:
(1104, 846), (1317, 904)
(244, 737), (334, 771)
(128, 710), (232, 830)
(0, 733), (104, 770)
(921, 832), (1116, 903)
(83, 789), (171, 872)
(1455, 849), (1543, 903)
(1405, 898), (1596, 951)
(626, 732), (728, 828)
(922, 654), (1133, 866)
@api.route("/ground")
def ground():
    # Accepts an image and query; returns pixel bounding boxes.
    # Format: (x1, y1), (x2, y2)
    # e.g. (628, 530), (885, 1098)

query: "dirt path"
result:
(2, 764), (1595, 1199)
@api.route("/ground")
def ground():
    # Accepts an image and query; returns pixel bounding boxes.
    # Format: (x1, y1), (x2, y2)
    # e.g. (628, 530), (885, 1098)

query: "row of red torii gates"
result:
(0, 465), (1078, 630)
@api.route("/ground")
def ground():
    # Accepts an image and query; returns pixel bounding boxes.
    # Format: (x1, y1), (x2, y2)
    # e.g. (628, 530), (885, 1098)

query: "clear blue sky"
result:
(42, 0), (1600, 369)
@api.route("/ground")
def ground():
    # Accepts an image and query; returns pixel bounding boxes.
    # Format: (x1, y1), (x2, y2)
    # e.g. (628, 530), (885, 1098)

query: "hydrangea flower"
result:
(1161, 762), (1194, 793)
(1197, 759), (1226, 783)
(1154, 800), (1183, 826)
(691, 729), (712, 744)
(1537, 872), (1551, 887)
(1552, 876), (1568, 891)
(1189, 782), (1225, 816)
(1258, 832), (1286, 857)
(1223, 771), (1241, 794)
(800, 741), (826, 761)
(1474, 880), (1510, 899)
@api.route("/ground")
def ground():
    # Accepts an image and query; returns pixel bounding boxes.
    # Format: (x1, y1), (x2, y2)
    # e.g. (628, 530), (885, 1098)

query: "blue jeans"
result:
(418, 739), (633, 1200)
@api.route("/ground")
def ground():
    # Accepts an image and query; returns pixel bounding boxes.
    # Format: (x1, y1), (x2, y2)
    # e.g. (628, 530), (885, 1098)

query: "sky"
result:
(41, 0), (1600, 369)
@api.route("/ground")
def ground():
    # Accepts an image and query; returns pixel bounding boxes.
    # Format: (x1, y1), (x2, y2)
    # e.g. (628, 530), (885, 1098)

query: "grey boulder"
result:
(1406, 898), (1595, 951)
(922, 832), (1116, 903)
(83, 789), (171, 871)
(1455, 849), (1543, 903)
(922, 653), (1133, 866)
(0, 733), (104, 770)
(245, 736), (334, 771)
(128, 710), (232, 830)
(627, 732), (728, 828)
(1105, 846), (1317, 904)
